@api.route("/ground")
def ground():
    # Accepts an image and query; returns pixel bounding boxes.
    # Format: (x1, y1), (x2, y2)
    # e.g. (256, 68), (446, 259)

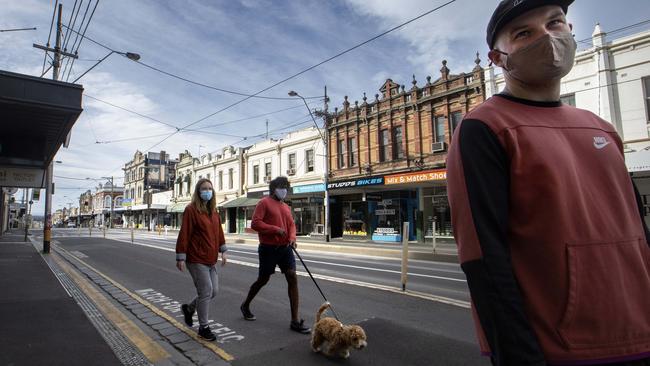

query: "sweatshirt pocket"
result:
(558, 237), (650, 349)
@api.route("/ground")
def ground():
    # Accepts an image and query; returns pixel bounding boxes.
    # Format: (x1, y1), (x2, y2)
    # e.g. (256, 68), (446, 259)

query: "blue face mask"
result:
(275, 188), (288, 200)
(200, 190), (213, 201)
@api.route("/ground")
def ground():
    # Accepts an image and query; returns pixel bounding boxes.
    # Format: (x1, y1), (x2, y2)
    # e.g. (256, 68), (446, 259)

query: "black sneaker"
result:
(198, 326), (216, 341)
(181, 304), (194, 327)
(240, 304), (256, 321)
(290, 319), (311, 334)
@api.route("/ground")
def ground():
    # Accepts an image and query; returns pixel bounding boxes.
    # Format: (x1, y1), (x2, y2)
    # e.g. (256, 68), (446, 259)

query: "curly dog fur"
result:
(311, 302), (367, 359)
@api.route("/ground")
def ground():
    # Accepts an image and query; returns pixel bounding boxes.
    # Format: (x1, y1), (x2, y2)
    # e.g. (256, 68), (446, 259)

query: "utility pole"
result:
(110, 176), (114, 229)
(33, 4), (77, 253)
(323, 86), (330, 242)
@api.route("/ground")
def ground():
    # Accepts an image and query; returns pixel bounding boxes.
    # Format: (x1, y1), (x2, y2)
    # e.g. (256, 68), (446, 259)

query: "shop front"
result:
(290, 183), (325, 236)
(328, 169), (449, 243)
(220, 195), (261, 234)
(384, 169), (450, 241)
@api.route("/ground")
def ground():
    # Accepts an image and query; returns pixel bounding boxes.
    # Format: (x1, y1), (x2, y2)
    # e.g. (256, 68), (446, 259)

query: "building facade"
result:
(91, 180), (124, 228)
(168, 151), (195, 228)
(121, 150), (176, 229)
(486, 24), (650, 226)
(326, 58), (485, 242)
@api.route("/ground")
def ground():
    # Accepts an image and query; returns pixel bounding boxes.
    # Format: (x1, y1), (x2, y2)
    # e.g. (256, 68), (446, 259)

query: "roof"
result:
(219, 196), (260, 208)
(0, 70), (83, 168)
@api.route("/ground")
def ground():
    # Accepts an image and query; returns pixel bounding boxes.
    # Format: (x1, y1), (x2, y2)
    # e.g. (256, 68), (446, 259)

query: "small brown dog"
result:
(311, 302), (367, 359)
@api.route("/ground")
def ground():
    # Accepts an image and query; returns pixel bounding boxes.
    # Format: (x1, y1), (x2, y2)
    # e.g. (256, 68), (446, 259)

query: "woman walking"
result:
(175, 178), (228, 341)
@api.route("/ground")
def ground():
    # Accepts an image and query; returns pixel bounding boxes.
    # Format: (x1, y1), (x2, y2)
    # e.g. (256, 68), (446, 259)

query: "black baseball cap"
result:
(487, 0), (574, 48)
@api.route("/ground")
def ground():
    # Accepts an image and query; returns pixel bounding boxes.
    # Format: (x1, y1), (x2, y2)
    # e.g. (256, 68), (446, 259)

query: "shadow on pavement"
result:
(231, 317), (488, 366)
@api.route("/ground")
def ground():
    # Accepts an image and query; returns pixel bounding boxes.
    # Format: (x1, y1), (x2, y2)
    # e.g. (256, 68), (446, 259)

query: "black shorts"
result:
(258, 244), (296, 277)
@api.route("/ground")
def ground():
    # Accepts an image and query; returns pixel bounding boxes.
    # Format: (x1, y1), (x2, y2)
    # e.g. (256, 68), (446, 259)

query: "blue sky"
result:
(2, 0), (649, 212)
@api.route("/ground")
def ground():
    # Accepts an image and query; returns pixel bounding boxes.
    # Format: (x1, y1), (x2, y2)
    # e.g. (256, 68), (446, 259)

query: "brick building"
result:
(326, 56), (485, 242)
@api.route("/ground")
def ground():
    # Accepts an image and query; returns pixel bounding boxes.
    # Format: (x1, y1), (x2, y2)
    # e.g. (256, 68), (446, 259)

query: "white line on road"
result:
(108, 238), (470, 308)
(227, 249), (466, 282)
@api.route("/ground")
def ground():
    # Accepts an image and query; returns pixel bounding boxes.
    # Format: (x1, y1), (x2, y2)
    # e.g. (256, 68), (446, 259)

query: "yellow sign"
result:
(384, 169), (447, 185)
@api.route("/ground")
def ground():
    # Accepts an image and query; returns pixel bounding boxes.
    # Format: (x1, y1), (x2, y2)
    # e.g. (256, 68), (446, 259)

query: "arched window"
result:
(104, 195), (112, 208)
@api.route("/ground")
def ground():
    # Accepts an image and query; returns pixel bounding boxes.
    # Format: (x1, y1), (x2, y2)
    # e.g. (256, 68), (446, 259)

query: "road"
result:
(48, 228), (487, 365)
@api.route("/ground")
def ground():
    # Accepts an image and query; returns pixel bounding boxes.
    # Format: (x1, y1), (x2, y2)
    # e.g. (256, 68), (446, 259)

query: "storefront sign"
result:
(327, 176), (384, 190)
(384, 169), (447, 185)
(122, 198), (133, 207)
(292, 183), (325, 194)
(0, 166), (45, 188)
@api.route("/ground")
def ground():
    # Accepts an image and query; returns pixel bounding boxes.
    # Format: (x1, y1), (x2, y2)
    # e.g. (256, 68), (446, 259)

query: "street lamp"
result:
(72, 50), (141, 83)
(288, 90), (330, 242)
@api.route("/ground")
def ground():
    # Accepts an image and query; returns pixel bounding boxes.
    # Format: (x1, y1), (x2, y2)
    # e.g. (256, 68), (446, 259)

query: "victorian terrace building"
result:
(326, 57), (485, 243)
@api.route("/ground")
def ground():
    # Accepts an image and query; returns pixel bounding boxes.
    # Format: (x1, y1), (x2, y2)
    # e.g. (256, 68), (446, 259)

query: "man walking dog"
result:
(240, 176), (311, 334)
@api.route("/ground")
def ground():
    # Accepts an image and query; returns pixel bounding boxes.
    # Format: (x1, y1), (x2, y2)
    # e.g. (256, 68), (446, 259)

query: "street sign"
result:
(32, 189), (41, 201)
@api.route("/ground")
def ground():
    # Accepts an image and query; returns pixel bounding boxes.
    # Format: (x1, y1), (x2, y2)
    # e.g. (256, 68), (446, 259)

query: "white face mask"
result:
(275, 188), (288, 200)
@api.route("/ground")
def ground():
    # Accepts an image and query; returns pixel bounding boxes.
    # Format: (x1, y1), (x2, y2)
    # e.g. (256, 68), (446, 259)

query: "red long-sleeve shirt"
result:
(175, 204), (226, 265)
(251, 196), (296, 246)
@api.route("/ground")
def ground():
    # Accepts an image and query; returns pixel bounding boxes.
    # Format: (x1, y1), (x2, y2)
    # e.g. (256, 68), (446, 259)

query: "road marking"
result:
(70, 250), (88, 258)
(51, 252), (170, 363)
(112, 239), (470, 309)
(135, 289), (245, 343)
(55, 245), (235, 362)
(227, 249), (466, 282)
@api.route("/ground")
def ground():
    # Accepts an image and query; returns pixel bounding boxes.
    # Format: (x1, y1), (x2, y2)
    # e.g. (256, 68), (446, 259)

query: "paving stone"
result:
(152, 322), (175, 331)
(167, 332), (191, 344)
(159, 326), (182, 337)
(143, 316), (167, 326)
(184, 348), (228, 366)
(174, 340), (202, 353)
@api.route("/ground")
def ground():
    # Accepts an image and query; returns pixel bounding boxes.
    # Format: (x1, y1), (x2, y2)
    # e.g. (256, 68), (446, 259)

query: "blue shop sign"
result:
(292, 183), (326, 194)
(327, 176), (384, 190)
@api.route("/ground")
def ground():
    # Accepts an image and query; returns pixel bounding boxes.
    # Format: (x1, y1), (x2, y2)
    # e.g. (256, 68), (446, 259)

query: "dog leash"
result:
(291, 245), (341, 321)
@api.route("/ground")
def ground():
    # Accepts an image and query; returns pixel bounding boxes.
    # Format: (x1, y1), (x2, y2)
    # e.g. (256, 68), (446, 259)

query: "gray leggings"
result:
(186, 262), (218, 328)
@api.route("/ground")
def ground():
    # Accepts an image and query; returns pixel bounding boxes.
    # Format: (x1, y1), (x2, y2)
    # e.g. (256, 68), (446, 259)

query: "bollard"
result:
(158, 225), (162, 236)
(103, 225), (106, 239)
(89, 224), (92, 237)
(131, 223), (134, 244)
(164, 225), (168, 238)
(432, 221), (437, 254)
(401, 222), (410, 291)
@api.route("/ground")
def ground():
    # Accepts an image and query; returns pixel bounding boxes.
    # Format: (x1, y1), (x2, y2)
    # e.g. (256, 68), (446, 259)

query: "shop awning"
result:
(626, 147), (650, 174)
(167, 203), (188, 213)
(219, 197), (260, 208)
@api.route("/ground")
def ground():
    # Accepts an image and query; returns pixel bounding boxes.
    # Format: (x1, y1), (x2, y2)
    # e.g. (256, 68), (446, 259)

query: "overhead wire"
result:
(65, 0), (100, 82)
(62, 0), (94, 80)
(61, 25), (321, 101)
(138, 0), (459, 156)
(41, 0), (59, 75)
(67, 0), (459, 181)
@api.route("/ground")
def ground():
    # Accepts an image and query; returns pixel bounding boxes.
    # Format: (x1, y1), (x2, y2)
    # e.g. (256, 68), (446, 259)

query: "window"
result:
(406, 94), (412, 102)
(306, 150), (314, 173)
(423, 89), (430, 97)
(139, 168), (143, 179)
(561, 93), (576, 107)
(435, 116), (446, 143)
(228, 168), (234, 189)
(177, 181), (182, 196)
(253, 165), (260, 184)
(371, 105), (377, 113)
(393, 127), (404, 159)
(265, 162), (272, 180)
(450, 111), (463, 133)
(288, 153), (296, 172)
(379, 129), (390, 162)
(218, 171), (223, 191)
(207, 173), (211, 181)
(338, 139), (346, 168)
(348, 137), (357, 167)
(643, 76), (650, 124)
(137, 187), (142, 199)
(390, 88), (397, 96)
